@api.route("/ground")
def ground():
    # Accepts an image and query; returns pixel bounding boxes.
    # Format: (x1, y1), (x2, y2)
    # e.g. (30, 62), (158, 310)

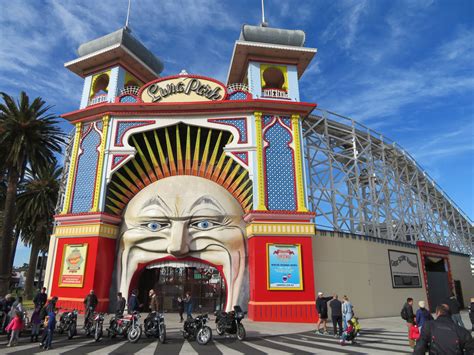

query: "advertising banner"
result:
(59, 243), (88, 287)
(388, 249), (422, 288)
(267, 244), (303, 290)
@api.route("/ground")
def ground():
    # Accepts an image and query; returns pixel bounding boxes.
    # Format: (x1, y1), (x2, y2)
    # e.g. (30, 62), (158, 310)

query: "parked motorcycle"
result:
(215, 305), (246, 340)
(85, 312), (105, 342)
(183, 313), (212, 345)
(107, 311), (142, 343)
(57, 309), (78, 339)
(143, 311), (166, 343)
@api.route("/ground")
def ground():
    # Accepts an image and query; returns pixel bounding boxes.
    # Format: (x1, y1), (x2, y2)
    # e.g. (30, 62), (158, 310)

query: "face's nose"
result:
(167, 221), (189, 256)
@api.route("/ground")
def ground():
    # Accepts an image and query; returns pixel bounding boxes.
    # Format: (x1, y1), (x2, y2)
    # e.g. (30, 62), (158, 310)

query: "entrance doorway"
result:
(425, 256), (450, 312)
(137, 264), (226, 314)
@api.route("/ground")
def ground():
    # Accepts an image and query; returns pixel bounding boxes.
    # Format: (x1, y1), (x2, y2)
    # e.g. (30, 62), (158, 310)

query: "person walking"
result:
(30, 306), (42, 342)
(41, 296), (58, 320)
(177, 296), (185, 322)
(316, 292), (333, 335)
(415, 300), (433, 332)
(330, 295), (343, 337)
(83, 290), (98, 326)
(149, 289), (159, 312)
(5, 312), (23, 347)
(42, 309), (57, 350)
(342, 295), (353, 330)
(128, 289), (140, 314)
(446, 292), (465, 328)
(116, 292), (126, 316)
(469, 297), (474, 332)
(33, 287), (47, 309)
(414, 304), (473, 354)
(184, 291), (193, 318)
(401, 297), (416, 348)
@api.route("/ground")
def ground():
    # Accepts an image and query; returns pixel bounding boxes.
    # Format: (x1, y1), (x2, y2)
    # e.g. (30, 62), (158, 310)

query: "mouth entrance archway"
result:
(137, 260), (227, 314)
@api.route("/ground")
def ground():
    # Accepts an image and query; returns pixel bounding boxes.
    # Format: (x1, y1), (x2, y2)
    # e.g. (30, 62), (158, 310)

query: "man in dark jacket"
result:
(446, 292), (465, 328)
(414, 304), (473, 355)
(116, 292), (126, 316)
(329, 294), (343, 337)
(33, 288), (47, 309)
(83, 290), (98, 325)
(401, 297), (415, 348)
(469, 297), (474, 332)
(128, 289), (140, 314)
(316, 292), (333, 334)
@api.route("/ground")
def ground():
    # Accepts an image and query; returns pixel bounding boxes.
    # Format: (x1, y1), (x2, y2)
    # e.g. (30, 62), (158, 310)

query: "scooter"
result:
(57, 309), (78, 339)
(215, 305), (246, 340)
(143, 311), (166, 344)
(107, 311), (142, 343)
(183, 313), (212, 345)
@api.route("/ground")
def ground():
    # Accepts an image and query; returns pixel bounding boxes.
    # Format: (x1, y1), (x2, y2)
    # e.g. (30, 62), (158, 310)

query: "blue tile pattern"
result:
(115, 121), (152, 146)
(263, 115), (274, 127)
(264, 121), (296, 210)
(233, 152), (248, 165)
(281, 117), (291, 128)
(210, 118), (247, 143)
(120, 95), (137, 103)
(71, 127), (101, 213)
(229, 92), (247, 100)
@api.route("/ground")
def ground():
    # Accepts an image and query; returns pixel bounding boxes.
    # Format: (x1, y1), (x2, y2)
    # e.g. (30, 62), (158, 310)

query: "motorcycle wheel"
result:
(94, 324), (103, 342)
(68, 323), (76, 339)
(236, 323), (246, 341)
(58, 326), (64, 335)
(216, 321), (225, 336)
(158, 323), (166, 344)
(196, 326), (212, 345)
(127, 325), (142, 343)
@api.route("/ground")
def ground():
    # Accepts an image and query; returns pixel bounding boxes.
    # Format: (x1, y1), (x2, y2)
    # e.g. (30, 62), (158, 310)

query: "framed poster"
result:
(267, 243), (303, 290)
(388, 250), (422, 288)
(58, 243), (88, 287)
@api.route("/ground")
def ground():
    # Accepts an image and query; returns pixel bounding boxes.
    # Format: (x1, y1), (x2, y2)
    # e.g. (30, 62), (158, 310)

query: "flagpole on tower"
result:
(125, 0), (132, 30)
(261, 0), (268, 27)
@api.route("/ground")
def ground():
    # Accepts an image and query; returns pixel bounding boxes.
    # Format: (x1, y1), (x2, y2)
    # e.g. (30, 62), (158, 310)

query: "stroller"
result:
(340, 317), (361, 345)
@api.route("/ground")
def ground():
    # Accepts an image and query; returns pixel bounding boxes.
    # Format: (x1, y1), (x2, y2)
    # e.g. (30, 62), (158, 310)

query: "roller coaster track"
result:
(303, 108), (473, 255)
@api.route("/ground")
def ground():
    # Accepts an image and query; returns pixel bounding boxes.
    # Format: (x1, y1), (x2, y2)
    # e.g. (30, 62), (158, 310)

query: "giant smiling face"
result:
(117, 175), (247, 311)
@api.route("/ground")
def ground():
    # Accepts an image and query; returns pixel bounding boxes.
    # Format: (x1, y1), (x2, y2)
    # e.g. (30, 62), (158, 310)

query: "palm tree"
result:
(0, 91), (65, 295)
(16, 163), (62, 299)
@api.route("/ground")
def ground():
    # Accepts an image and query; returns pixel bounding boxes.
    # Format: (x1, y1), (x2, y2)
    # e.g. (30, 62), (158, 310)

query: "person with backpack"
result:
(446, 292), (465, 328)
(416, 300), (433, 331)
(401, 297), (416, 348)
(414, 304), (473, 354)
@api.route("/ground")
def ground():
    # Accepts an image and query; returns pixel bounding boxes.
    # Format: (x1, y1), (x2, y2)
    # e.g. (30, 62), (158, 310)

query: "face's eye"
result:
(144, 221), (168, 232)
(191, 220), (219, 230)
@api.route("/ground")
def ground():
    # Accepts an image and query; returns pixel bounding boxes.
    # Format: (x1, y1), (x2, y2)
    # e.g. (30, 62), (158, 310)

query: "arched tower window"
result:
(91, 73), (109, 98)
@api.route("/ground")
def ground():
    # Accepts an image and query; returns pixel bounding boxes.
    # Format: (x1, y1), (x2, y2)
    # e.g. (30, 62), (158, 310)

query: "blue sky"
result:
(1, 0), (473, 266)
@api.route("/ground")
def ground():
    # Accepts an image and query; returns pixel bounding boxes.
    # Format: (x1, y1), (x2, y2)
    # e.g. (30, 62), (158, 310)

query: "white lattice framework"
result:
(303, 108), (473, 254)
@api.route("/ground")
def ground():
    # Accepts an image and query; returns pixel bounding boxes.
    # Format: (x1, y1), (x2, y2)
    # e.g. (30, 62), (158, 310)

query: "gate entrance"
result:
(425, 256), (450, 312)
(137, 263), (226, 314)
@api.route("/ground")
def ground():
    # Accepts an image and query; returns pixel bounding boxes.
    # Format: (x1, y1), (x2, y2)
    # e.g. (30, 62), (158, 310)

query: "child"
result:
(5, 312), (23, 347)
(340, 319), (355, 345)
(408, 322), (420, 345)
(30, 306), (42, 342)
(43, 309), (56, 350)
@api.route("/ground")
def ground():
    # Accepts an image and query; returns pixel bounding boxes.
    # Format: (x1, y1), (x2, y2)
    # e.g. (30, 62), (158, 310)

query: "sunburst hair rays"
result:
(105, 123), (253, 215)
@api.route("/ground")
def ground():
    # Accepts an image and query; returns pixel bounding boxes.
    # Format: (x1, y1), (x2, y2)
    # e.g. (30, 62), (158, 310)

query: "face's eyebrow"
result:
(139, 195), (172, 215)
(187, 196), (225, 215)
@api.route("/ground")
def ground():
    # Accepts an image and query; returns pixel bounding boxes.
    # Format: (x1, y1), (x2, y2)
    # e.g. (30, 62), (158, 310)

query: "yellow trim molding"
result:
(53, 223), (119, 239)
(291, 114), (308, 212)
(91, 115), (110, 212)
(62, 122), (82, 214)
(254, 112), (267, 211)
(246, 222), (315, 237)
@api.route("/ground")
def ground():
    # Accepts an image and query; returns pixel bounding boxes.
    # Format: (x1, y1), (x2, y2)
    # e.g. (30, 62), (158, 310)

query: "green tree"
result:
(0, 92), (65, 295)
(16, 163), (62, 299)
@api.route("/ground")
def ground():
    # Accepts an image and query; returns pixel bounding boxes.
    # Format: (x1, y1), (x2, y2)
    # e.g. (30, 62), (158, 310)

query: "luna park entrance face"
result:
(137, 263), (226, 314)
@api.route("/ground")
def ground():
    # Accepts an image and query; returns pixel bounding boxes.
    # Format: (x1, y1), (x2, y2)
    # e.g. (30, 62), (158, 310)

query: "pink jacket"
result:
(6, 317), (23, 331)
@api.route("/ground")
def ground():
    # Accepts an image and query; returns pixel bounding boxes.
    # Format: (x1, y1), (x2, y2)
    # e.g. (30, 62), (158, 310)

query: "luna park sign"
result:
(140, 75), (226, 103)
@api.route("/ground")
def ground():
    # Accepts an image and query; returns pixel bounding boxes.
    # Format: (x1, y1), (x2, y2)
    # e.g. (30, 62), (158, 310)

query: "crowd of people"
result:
(401, 293), (473, 353)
